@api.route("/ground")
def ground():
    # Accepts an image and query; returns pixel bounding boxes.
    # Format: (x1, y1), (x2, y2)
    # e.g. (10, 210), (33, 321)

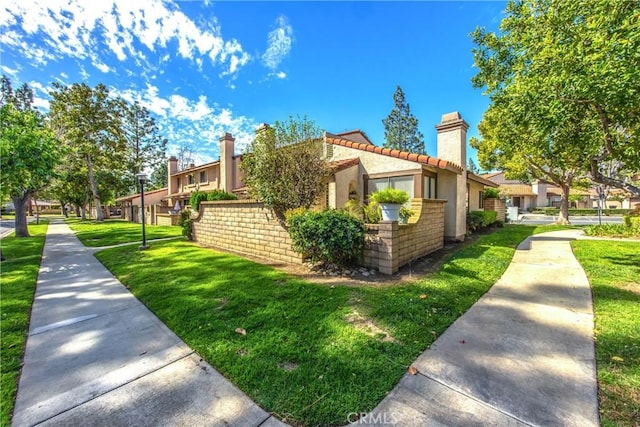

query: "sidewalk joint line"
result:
(416, 371), (535, 427)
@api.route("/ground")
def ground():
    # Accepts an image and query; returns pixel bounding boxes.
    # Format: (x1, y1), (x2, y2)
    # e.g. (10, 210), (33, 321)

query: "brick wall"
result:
(156, 213), (180, 226)
(484, 198), (506, 222)
(362, 199), (446, 274)
(192, 200), (303, 265)
(193, 198), (445, 275)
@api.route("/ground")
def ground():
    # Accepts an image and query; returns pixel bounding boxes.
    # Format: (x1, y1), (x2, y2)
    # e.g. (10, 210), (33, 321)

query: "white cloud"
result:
(0, 65), (19, 77)
(276, 71), (287, 79)
(1, 0), (251, 76)
(110, 84), (256, 162)
(262, 15), (293, 71)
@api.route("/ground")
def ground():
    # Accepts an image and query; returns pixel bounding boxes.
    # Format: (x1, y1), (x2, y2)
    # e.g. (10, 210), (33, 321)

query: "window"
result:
(188, 174), (195, 185)
(479, 191), (485, 208)
(199, 170), (207, 183)
(368, 176), (414, 198)
(423, 176), (437, 199)
(176, 177), (181, 191)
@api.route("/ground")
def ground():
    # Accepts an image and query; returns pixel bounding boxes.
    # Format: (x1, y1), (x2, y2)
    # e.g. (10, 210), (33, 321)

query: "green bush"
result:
(207, 189), (238, 201)
(287, 209), (365, 266)
(178, 210), (193, 240)
(584, 223), (640, 238)
(190, 190), (238, 211)
(467, 210), (498, 234)
(369, 188), (409, 205)
(342, 200), (382, 224)
(189, 191), (209, 212)
(484, 188), (500, 199)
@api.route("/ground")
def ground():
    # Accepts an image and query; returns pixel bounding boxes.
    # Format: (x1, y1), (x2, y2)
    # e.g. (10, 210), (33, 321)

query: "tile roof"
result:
(115, 187), (168, 202)
(468, 172), (499, 188)
(327, 157), (360, 172)
(325, 136), (463, 174)
(498, 184), (536, 196)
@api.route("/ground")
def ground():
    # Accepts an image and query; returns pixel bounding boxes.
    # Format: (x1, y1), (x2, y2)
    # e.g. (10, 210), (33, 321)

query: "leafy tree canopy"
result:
(382, 86), (425, 154)
(0, 76), (60, 236)
(471, 0), (640, 197)
(241, 115), (329, 214)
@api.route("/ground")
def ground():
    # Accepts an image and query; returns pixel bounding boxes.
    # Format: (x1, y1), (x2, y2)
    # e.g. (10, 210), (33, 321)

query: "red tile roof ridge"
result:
(326, 136), (463, 173)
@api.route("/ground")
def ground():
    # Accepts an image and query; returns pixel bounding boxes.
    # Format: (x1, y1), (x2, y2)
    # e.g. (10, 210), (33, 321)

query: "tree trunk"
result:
(12, 191), (31, 238)
(75, 205), (81, 217)
(81, 205), (87, 220)
(86, 154), (104, 221)
(557, 184), (571, 225)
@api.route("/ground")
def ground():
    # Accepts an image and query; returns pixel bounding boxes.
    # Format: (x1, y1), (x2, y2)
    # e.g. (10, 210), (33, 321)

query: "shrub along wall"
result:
(193, 200), (303, 265)
(192, 198), (446, 275)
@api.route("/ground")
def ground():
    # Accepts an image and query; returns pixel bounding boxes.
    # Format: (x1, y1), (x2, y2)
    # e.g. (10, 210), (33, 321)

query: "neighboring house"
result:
(115, 187), (169, 225)
(481, 171), (640, 211)
(165, 133), (245, 209)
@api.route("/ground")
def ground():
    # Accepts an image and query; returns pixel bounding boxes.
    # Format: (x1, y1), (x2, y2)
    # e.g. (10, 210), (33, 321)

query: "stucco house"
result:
(115, 187), (169, 224)
(482, 171), (640, 211)
(121, 111), (499, 240)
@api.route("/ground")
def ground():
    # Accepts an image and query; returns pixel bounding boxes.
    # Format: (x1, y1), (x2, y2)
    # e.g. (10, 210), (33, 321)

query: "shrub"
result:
(342, 200), (381, 224)
(484, 188), (500, 199)
(287, 209), (365, 266)
(369, 188), (410, 205)
(623, 207), (640, 227)
(467, 210), (498, 234)
(207, 190), (238, 201)
(189, 191), (209, 212)
(584, 224), (640, 238)
(399, 206), (415, 223)
(178, 210), (193, 240)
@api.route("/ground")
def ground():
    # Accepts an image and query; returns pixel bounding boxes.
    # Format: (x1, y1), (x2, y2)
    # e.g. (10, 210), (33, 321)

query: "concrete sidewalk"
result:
(361, 229), (600, 426)
(13, 222), (600, 426)
(12, 219), (285, 427)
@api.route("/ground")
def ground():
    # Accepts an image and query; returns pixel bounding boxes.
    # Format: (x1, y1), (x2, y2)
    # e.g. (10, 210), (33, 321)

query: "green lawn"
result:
(572, 240), (640, 427)
(0, 222), (48, 427)
(95, 224), (539, 426)
(65, 218), (183, 247)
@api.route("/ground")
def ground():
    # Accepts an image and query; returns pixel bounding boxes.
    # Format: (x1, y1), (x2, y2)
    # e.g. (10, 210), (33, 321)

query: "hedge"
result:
(467, 210), (498, 233)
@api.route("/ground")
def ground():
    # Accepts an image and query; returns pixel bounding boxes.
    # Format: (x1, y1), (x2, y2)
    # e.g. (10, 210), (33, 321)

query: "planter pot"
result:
(380, 203), (401, 221)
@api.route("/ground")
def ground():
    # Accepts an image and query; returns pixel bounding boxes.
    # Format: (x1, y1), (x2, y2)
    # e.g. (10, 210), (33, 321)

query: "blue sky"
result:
(0, 0), (505, 166)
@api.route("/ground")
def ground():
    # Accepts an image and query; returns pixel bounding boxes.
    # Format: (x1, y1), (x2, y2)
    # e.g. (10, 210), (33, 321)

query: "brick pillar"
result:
(484, 198), (506, 222)
(377, 220), (399, 275)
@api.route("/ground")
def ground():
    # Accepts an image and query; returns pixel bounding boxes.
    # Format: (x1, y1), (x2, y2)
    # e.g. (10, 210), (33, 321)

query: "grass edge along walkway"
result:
(572, 239), (640, 427)
(95, 224), (544, 426)
(65, 217), (183, 247)
(0, 222), (48, 427)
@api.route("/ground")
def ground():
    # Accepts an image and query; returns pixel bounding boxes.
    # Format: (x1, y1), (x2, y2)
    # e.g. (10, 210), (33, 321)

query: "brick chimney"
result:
(167, 156), (178, 194)
(435, 112), (469, 241)
(219, 132), (235, 192)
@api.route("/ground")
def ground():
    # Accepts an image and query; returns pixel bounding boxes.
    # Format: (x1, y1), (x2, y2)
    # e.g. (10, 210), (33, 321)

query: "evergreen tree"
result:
(382, 86), (425, 154)
(467, 158), (480, 174)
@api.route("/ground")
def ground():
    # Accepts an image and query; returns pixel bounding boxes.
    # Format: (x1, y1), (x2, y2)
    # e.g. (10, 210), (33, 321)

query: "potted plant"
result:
(370, 188), (410, 221)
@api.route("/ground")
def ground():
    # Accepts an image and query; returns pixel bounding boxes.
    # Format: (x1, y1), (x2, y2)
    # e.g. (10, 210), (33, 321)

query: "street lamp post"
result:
(136, 172), (149, 250)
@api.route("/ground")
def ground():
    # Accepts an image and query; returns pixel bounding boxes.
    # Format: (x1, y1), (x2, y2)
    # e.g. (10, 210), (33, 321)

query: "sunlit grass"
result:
(96, 224), (538, 426)
(572, 240), (640, 426)
(0, 222), (48, 427)
(65, 218), (183, 247)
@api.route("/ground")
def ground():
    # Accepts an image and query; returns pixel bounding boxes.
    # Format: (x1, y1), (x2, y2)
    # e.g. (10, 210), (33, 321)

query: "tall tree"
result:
(0, 76), (60, 237)
(467, 158), (480, 174)
(148, 162), (168, 190)
(49, 83), (125, 221)
(241, 115), (329, 215)
(382, 86), (425, 154)
(120, 100), (167, 192)
(471, 0), (640, 198)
